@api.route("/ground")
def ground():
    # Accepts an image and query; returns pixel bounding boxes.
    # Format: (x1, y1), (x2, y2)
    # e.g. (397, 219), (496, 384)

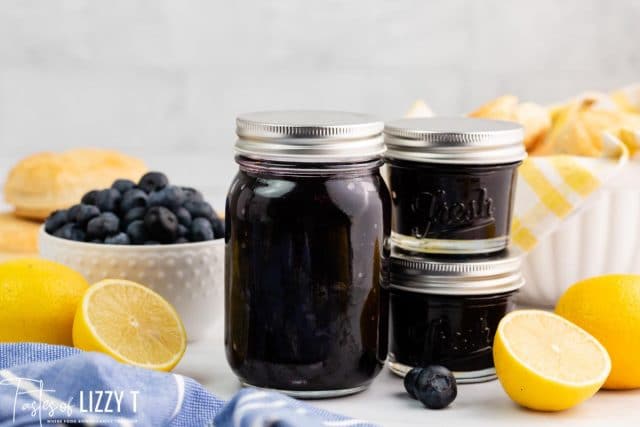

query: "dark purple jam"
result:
(388, 289), (516, 379)
(225, 158), (390, 395)
(386, 159), (520, 254)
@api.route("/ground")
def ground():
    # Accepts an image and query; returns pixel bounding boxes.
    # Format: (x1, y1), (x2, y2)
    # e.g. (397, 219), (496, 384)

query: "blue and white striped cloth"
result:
(0, 343), (377, 427)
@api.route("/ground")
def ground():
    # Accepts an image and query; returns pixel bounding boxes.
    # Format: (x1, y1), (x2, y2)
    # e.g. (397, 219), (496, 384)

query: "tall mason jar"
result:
(225, 111), (390, 398)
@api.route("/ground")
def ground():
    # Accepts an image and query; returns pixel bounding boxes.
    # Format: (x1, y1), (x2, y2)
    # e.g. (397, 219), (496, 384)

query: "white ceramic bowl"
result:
(519, 162), (640, 308)
(39, 228), (224, 341)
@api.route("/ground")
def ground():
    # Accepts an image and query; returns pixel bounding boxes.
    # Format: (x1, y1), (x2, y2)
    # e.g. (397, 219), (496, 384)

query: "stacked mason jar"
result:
(225, 111), (526, 398)
(383, 117), (526, 383)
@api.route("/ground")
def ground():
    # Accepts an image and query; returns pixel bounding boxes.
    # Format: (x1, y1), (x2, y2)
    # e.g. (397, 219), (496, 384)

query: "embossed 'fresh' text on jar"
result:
(384, 118), (526, 255)
(386, 249), (524, 383)
(225, 111), (391, 398)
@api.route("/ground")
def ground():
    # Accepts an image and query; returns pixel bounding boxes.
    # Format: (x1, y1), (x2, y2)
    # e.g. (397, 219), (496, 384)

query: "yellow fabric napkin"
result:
(511, 133), (630, 253)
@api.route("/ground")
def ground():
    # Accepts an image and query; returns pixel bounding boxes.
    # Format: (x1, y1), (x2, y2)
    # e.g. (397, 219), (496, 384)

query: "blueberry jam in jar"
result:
(384, 118), (526, 255)
(385, 249), (524, 383)
(225, 111), (390, 398)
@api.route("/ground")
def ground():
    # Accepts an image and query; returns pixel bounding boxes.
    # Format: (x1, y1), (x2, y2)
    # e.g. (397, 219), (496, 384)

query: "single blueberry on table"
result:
(120, 189), (148, 212)
(190, 217), (214, 241)
(144, 206), (178, 243)
(54, 223), (85, 242)
(45, 210), (69, 234)
(148, 185), (185, 209)
(96, 188), (121, 213)
(105, 232), (131, 245)
(138, 172), (169, 193)
(86, 212), (120, 239)
(404, 367), (423, 400)
(414, 365), (457, 409)
(126, 220), (147, 244)
(173, 206), (192, 227)
(81, 190), (99, 206)
(122, 206), (147, 228)
(112, 179), (136, 194)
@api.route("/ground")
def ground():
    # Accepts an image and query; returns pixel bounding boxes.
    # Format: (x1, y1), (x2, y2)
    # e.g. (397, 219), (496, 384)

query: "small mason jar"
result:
(385, 249), (524, 383)
(384, 117), (526, 255)
(225, 111), (391, 398)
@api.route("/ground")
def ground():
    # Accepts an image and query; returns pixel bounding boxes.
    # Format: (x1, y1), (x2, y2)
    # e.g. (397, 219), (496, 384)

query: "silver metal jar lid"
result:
(384, 117), (526, 165)
(235, 111), (385, 163)
(387, 249), (524, 296)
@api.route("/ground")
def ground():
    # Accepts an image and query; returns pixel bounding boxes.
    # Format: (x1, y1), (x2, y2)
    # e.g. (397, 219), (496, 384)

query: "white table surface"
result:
(176, 331), (640, 427)
(1, 156), (639, 426)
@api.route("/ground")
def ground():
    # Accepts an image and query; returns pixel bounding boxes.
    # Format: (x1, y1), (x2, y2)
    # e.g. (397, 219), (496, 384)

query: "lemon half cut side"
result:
(493, 310), (611, 412)
(73, 279), (187, 372)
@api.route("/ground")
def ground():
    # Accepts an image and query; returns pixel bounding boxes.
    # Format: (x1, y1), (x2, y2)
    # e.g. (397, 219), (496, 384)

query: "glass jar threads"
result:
(386, 249), (524, 383)
(225, 111), (391, 398)
(384, 118), (526, 255)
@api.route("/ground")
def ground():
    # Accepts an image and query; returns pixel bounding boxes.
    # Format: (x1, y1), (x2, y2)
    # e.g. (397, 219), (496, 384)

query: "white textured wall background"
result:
(0, 0), (638, 203)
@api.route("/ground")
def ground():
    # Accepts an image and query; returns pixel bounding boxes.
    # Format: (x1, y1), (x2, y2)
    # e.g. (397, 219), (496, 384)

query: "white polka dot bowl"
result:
(38, 227), (224, 341)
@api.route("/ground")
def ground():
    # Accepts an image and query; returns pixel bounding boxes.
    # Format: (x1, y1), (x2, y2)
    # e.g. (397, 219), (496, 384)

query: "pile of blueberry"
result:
(45, 172), (224, 245)
(404, 365), (457, 409)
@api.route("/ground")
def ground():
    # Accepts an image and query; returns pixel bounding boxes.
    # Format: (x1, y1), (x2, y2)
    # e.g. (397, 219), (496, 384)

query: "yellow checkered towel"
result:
(511, 133), (632, 253)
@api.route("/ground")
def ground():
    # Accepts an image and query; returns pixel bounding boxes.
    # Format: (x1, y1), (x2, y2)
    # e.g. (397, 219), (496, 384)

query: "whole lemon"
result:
(556, 274), (640, 389)
(0, 258), (89, 345)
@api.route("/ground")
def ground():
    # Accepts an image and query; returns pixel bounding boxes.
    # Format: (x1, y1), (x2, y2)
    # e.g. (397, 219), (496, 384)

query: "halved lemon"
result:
(73, 279), (187, 371)
(493, 310), (611, 411)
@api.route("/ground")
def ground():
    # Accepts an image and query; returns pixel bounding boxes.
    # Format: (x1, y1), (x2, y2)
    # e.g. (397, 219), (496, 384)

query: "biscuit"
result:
(611, 84), (640, 114)
(0, 212), (40, 260)
(469, 95), (551, 152)
(4, 148), (147, 220)
(532, 97), (640, 157)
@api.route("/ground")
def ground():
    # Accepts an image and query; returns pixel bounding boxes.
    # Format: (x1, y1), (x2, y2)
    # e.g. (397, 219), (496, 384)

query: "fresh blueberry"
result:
(190, 217), (214, 241)
(112, 179), (136, 193)
(148, 185), (185, 209)
(138, 172), (169, 193)
(414, 365), (457, 410)
(86, 212), (120, 239)
(126, 220), (147, 244)
(144, 206), (178, 243)
(120, 189), (148, 212)
(45, 210), (69, 234)
(67, 204), (83, 222)
(175, 237), (189, 244)
(184, 201), (214, 221)
(174, 207), (192, 227)
(71, 204), (100, 227)
(105, 232), (131, 245)
(404, 367), (423, 400)
(177, 224), (189, 237)
(81, 190), (99, 205)
(96, 188), (121, 212)
(122, 206), (147, 228)
(54, 223), (85, 241)
(181, 187), (204, 203)
(211, 216), (224, 239)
